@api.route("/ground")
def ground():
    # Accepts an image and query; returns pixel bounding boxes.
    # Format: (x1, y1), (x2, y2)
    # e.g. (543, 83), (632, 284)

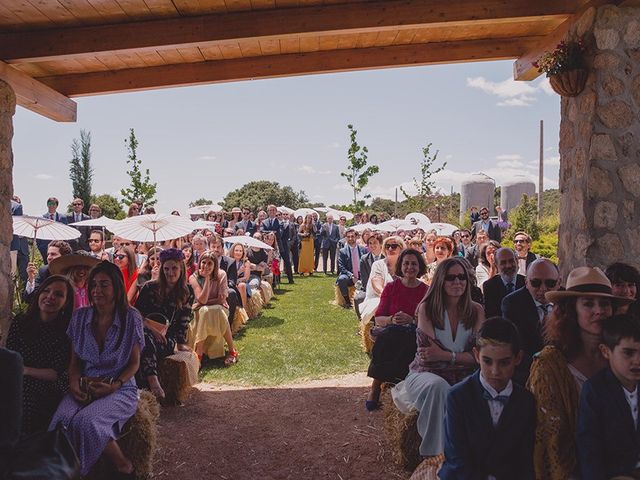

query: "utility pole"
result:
(394, 187), (398, 218)
(538, 120), (544, 220)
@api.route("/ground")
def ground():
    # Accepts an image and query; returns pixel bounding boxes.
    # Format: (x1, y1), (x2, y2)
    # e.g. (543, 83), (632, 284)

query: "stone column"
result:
(558, 5), (640, 279)
(0, 80), (15, 345)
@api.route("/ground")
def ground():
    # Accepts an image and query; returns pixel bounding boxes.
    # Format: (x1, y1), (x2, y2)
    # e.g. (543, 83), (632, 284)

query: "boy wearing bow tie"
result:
(439, 317), (536, 480)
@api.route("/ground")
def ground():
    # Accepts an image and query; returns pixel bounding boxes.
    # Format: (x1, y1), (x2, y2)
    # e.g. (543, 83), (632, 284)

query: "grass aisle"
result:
(200, 275), (370, 386)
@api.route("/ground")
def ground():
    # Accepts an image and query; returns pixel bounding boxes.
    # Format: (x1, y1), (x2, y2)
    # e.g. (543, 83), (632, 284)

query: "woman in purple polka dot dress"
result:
(49, 261), (143, 477)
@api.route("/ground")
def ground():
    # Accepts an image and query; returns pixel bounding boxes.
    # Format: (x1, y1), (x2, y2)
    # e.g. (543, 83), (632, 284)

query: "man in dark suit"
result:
(471, 207), (501, 243)
(10, 197), (29, 282)
(23, 240), (72, 303)
(210, 234), (240, 320)
(354, 232), (383, 318)
(261, 205), (293, 284)
(66, 197), (91, 251)
(502, 258), (560, 385)
(234, 207), (256, 236)
(37, 196), (67, 263)
(483, 247), (524, 318)
(312, 212), (322, 271)
(282, 212), (299, 274)
(513, 231), (540, 276)
(319, 214), (341, 274)
(336, 229), (367, 308)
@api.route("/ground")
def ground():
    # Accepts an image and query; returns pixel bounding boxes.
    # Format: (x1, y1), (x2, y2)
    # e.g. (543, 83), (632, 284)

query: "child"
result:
(439, 317), (536, 480)
(577, 314), (640, 480)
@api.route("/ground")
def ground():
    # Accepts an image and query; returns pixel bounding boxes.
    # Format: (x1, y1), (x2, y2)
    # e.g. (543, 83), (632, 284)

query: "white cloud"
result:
(35, 173), (52, 180)
(196, 155), (216, 161)
(467, 76), (550, 107)
(445, 154), (453, 160)
(497, 96), (537, 107)
(496, 160), (525, 168)
(299, 165), (333, 175)
(496, 154), (523, 161)
(545, 155), (560, 165)
(537, 77), (555, 96)
(326, 142), (341, 149)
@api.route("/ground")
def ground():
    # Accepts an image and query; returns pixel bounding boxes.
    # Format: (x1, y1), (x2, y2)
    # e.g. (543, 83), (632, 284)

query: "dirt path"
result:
(151, 373), (410, 480)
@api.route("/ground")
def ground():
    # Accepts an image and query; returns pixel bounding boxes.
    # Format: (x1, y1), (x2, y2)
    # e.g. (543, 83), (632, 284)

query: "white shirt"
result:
(623, 385), (640, 468)
(517, 257), (527, 276)
(534, 300), (554, 323)
(479, 374), (513, 480)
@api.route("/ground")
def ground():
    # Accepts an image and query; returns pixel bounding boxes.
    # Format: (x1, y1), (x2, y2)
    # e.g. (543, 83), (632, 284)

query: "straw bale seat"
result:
(409, 456), (444, 480)
(381, 386), (422, 471)
(260, 280), (274, 304)
(86, 390), (159, 479)
(333, 285), (356, 307)
(246, 291), (264, 319)
(231, 307), (249, 335)
(360, 320), (374, 354)
(158, 350), (199, 406)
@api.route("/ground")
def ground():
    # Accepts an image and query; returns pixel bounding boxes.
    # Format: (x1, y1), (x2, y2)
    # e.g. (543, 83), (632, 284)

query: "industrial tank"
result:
(500, 176), (536, 213)
(459, 173), (496, 223)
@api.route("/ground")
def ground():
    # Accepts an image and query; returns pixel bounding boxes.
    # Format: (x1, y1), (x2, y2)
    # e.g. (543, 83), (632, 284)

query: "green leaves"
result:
(342, 124), (379, 207)
(400, 142), (447, 213)
(221, 181), (308, 212)
(120, 128), (158, 208)
(69, 129), (93, 211)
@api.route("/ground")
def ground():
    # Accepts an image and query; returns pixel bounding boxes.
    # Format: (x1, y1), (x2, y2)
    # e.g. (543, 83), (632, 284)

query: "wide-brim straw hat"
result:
(48, 254), (100, 275)
(546, 266), (634, 304)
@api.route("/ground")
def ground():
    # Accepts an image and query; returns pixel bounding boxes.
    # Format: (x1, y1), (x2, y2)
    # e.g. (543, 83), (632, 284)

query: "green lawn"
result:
(200, 275), (370, 387)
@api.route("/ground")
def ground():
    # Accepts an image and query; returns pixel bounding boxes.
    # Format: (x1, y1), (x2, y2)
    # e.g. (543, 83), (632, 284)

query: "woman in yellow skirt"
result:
(297, 214), (316, 275)
(188, 251), (238, 365)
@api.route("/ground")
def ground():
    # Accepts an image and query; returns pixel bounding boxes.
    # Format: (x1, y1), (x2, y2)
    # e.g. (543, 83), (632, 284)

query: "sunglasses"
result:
(72, 203), (83, 206)
(385, 244), (400, 250)
(114, 254), (126, 260)
(461, 234), (470, 238)
(529, 279), (557, 288)
(47, 201), (57, 206)
(514, 239), (528, 244)
(120, 242), (131, 247)
(88, 239), (101, 243)
(444, 274), (467, 282)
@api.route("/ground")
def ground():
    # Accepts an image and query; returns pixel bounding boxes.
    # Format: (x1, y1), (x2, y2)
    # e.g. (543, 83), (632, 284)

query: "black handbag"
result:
(7, 426), (80, 480)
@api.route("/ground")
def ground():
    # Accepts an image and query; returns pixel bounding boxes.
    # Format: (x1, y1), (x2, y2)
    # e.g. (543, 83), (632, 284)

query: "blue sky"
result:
(12, 59), (560, 215)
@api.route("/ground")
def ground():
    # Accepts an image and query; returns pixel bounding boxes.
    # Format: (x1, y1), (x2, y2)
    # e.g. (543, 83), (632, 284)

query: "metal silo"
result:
(460, 173), (496, 223)
(500, 175), (536, 213)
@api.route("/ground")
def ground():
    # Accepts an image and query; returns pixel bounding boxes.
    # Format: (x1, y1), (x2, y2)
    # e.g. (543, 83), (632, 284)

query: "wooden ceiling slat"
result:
(73, 55), (110, 71)
(94, 52), (130, 69)
(156, 48), (185, 64)
(275, 0), (299, 7)
(141, 0), (180, 15)
(172, 0), (205, 15)
(223, 0), (252, 12)
(393, 28), (417, 45)
(177, 46), (205, 62)
(299, 36), (319, 52)
(0, 3), (26, 28)
(355, 31), (379, 48)
(259, 38), (281, 55)
(10, 1), (53, 25)
(116, 51), (147, 67)
(136, 49), (166, 66)
(279, 37), (300, 54)
(199, 44), (225, 60)
(318, 34), (340, 51)
(218, 42), (243, 59)
(336, 33), (358, 50)
(198, 0), (228, 14)
(238, 39), (262, 56)
(85, 0), (128, 20)
(374, 30), (399, 47)
(13, 62), (54, 77)
(250, 0), (276, 10)
(26, 0), (76, 24)
(56, 0), (104, 22)
(112, 0), (152, 18)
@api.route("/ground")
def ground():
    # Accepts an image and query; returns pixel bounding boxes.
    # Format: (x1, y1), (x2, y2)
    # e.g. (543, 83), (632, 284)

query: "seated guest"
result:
(262, 231), (280, 284)
(210, 235), (240, 321)
(7, 275), (74, 435)
(227, 243), (252, 311)
(605, 262), (640, 317)
(336, 229), (367, 308)
(228, 207), (242, 229)
(49, 261), (143, 477)
(188, 252), (238, 365)
(23, 240), (73, 303)
(465, 229), (488, 269)
(366, 249), (428, 410)
(0, 347), (23, 474)
(48, 253), (100, 310)
(235, 207), (256, 236)
(135, 249), (193, 400)
(127, 246), (162, 303)
(247, 232), (270, 290)
(113, 245), (138, 293)
(423, 236), (454, 284)
(87, 229), (108, 260)
(513, 231), (539, 276)
(354, 232), (384, 318)
(439, 318), (536, 480)
(457, 229), (472, 257)
(483, 247), (525, 318)
(423, 231), (437, 264)
(391, 257), (484, 457)
(475, 239), (499, 292)
(88, 203), (102, 219)
(527, 267), (632, 480)
(182, 243), (197, 278)
(502, 258), (560, 385)
(359, 236), (404, 326)
(577, 314), (640, 480)
(191, 234), (208, 264)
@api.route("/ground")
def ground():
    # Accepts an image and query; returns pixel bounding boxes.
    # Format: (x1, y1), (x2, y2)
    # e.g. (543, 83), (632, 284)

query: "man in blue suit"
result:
(312, 212), (322, 271)
(336, 229), (367, 308)
(10, 196), (29, 282)
(261, 204), (293, 284)
(320, 214), (341, 275)
(37, 196), (67, 264)
(66, 197), (91, 251)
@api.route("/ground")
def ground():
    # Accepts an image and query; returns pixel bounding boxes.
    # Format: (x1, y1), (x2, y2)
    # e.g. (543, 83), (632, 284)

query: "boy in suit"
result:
(577, 314), (640, 480)
(439, 317), (536, 480)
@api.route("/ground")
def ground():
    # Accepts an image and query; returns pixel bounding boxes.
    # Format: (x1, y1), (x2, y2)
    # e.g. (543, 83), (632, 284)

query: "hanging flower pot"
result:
(548, 68), (588, 97)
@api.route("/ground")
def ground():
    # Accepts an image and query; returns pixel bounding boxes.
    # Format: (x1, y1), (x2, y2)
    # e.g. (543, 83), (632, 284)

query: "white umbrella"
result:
(405, 212), (431, 225)
(69, 215), (115, 227)
(191, 220), (218, 230)
(187, 204), (223, 215)
(13, 215), (81, 261)
(108, 214), (196, 243)
(278, 206), (295, 214)
(223, 235), (273, 250)
(377, 219), (414, 231)
(350, 222), (374, 233)
(328, 209), (354, 221)
(428, 222), (459, 236)
(314, 207), (330, 213)
(293, 208), (316, 219)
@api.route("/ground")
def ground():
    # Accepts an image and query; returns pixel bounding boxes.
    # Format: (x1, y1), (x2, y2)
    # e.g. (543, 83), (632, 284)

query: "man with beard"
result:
(482, 247), (525, 318)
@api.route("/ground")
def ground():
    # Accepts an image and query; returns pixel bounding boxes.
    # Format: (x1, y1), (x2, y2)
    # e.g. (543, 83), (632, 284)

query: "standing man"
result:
(483, 248), (525, 318)
(10, 196), (28, 282)
(282, 213), (299, 274)
(513, 231), (539, 276)
(67, 197), (91, 251)
(261, 205), (294, 284)
(457, 229), (472, 257)
(471, 207), (502, 242)
(336, 229), (367, 308)
(465, 230), (488, 268)
(235, 207), (256, 236)
(312, 212), (322, 272)
(502, 259), (560, 384)
(37, 197), (67, 264)
(320, 214), (341, 275)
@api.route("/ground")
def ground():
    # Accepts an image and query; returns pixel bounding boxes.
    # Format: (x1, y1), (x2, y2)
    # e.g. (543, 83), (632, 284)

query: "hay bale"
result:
(231, 307), (249, 335)
(86, 390), (159, 479)
(360, 320), (374, 354)
(381, 386), (422, 472)
(409, 455), (445, 480)
(260, 280), (274, 304)
(245, 291), (264, 319)
(333, 285), (356, 307)
(158, 351), (199, 406)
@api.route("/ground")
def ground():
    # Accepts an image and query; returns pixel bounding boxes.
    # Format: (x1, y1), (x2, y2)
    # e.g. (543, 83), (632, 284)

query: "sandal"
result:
(224, 350), (239, 366)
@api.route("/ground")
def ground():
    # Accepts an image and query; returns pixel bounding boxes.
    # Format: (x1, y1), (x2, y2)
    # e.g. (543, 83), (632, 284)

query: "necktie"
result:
(351, 247), (359, 279)
(506, 282), (514, 294)
(49, 213), (54, 220)
(482, 389), (509, 405)
(539, 304), (552, 322)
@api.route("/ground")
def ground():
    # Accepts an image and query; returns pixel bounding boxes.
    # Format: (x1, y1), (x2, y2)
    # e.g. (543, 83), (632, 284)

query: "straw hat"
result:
(48, 253), (100, 275)
(231, 207), (242, 213)
(545, 266), (634, 304)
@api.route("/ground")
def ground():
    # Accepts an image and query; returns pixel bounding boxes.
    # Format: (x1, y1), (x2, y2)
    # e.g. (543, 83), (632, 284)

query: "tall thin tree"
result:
(120, 128), (158, 208)
(69, 129), (93, 209)
(341, 124), (379, 208)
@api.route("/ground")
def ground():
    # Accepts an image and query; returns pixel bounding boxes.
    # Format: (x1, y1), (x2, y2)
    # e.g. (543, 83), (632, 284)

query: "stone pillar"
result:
(558, 5), (640, 279)
(0, 80), (15, 345)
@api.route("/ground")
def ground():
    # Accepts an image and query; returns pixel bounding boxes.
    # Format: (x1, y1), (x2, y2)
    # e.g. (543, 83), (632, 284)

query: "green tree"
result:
(120, 128), (157, 207)
(400, 143), (446, 213)
(508, 193), (540, 240)
(368, 197), (397, 217)
(189, 197), (213, 208)
(91, 193), (126, 220)
(222, 181), (308, 212)
(341, 124), (379, 207)
(69, 129), (93, 210)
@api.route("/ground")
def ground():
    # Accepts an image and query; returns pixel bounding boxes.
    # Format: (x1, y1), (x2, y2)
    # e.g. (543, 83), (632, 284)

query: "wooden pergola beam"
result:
(514, 0), (623, 81)
(38, 36), (539, 97)
(0, 61), (76, 122)
(0, 0), (577, 63)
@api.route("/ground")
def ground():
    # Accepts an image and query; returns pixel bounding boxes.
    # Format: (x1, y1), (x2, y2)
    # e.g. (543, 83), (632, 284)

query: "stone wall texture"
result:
(0, 80), (14, 345)
(558, 5), (640, 279)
